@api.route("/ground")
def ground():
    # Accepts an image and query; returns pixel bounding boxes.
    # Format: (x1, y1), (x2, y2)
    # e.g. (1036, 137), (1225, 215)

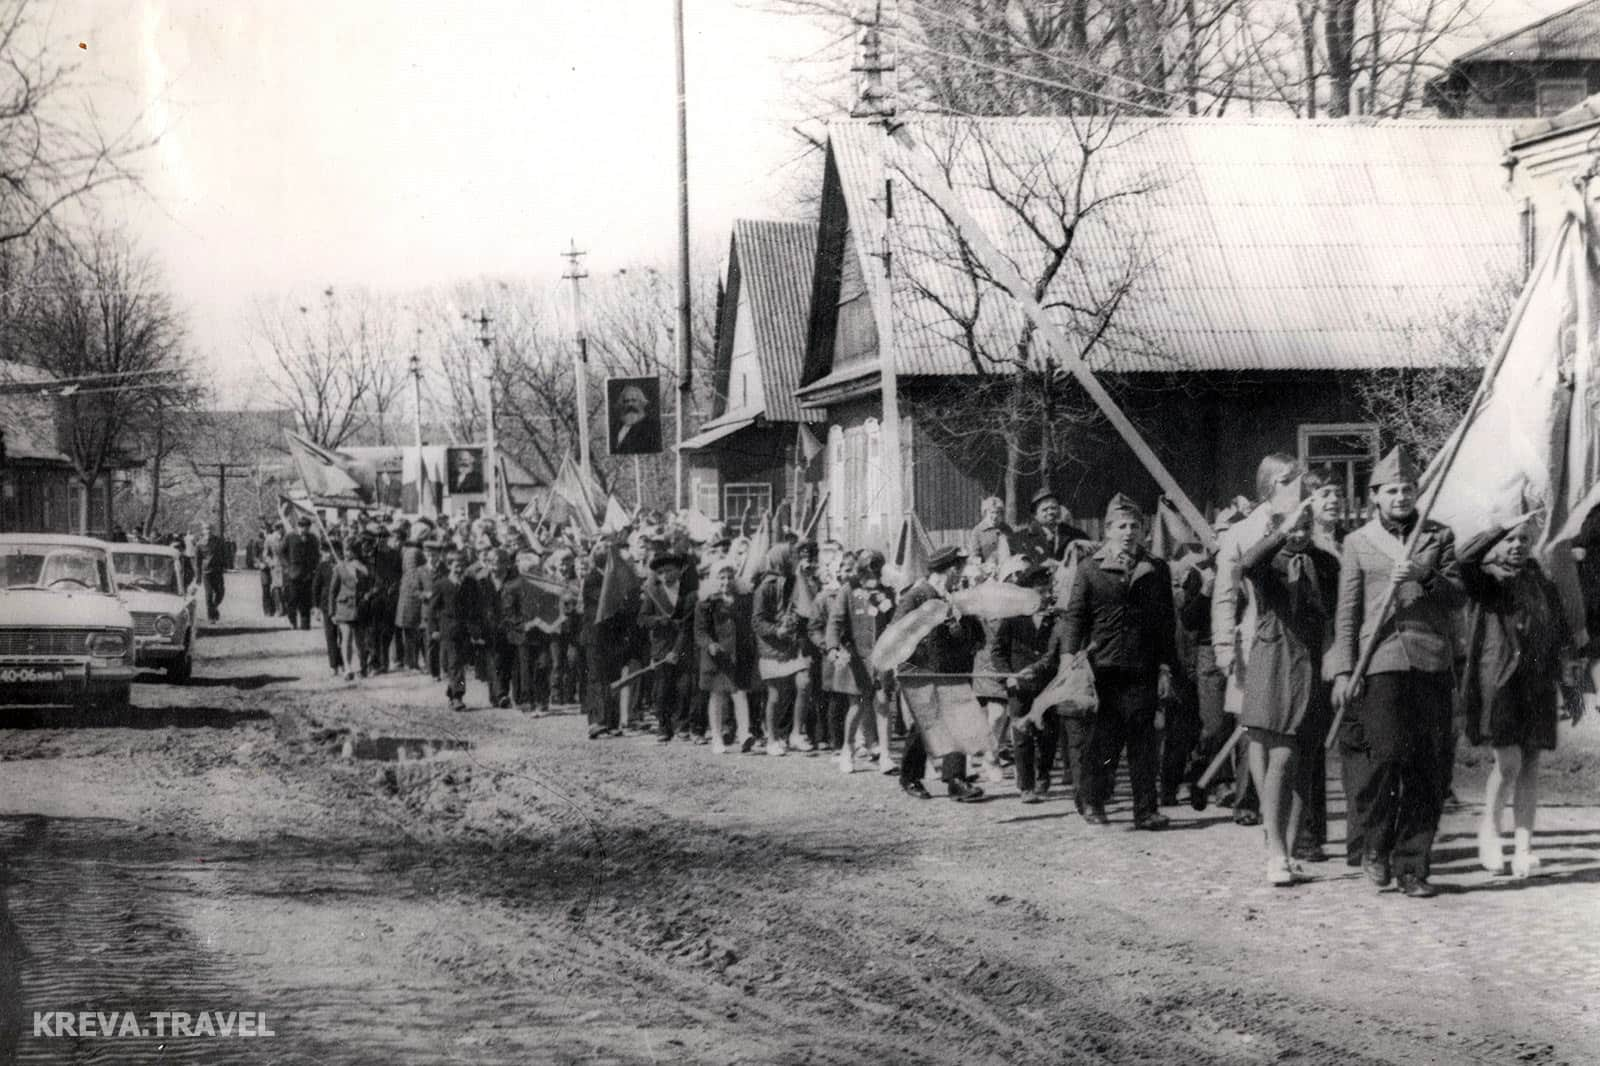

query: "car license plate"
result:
(0, 664), (86, 685)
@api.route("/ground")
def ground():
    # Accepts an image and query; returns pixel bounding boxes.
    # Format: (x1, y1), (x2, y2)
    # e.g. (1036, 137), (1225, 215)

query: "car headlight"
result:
(155, 615), (177, 638)
(87, 632), (129, 657)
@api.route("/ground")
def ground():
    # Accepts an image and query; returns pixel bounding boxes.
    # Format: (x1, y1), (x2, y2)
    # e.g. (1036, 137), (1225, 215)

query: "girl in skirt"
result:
(1238, 494), (1339, 885)
(1458, 516), (1576, 878)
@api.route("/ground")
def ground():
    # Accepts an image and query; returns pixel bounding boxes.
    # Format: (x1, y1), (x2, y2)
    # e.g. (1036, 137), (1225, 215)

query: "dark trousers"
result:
(583, 644), (618, 732)
(654, 662), (693, 737)
(513, 639), (550, 709)
(1010, 697), (1058, 794)
(825, 692), (848, 750)
(1088, 670), (1161, 821)
(1160, 680), (1200, 799)
(1340, 671), (1450, 879)
(401, 627), (425, 670)
(550, 638), (577, 702)
(202, 571), (225, 621)
(1295, 683), (1335, 847)
(442, 639), (469, 705)
(259, 570), (274, 615)
(899, 721), (967, 790)
(322, 614), (342, 671)
(424, 629), (441, 679)
(284, 577), (312, 629)
(1059, 715), (1095, 810)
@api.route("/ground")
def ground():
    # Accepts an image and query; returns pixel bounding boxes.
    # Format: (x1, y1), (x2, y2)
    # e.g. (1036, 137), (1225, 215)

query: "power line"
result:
(895, 36), (1193, 119)
(899, 0), (1198, 107)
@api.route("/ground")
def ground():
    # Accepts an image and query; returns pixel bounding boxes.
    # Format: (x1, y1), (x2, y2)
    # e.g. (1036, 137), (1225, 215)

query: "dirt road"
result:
(1, 573), (1596, 1064)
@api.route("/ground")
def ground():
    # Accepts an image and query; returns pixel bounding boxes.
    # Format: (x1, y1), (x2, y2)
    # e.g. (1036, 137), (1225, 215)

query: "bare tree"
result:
(3, 224), (196, 533)
(0, 0), (152, 247)
(252, 287), (408, 449)
(1355, 270), (1517, 463)
(893, 114), (1161, 518)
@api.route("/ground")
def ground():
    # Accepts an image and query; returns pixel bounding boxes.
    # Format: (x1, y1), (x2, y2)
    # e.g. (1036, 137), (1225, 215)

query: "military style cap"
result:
(1369, 446), (1420, 488)
(1103, 492), (1145, 524)
(927, 545), (968, 573)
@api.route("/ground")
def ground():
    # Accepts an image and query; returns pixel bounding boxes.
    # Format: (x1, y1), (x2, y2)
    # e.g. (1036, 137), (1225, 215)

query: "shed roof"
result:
(724, 219), (822, 423)
(811, 116), (1520, 383)
(1454, 0), (1600, 64)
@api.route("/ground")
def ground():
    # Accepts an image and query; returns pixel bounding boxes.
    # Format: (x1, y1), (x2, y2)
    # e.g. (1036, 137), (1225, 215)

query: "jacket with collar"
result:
(1328, 514), (1460, 678)
(638, 576), (696, 663)
(1061, 546), (1178, 676)
(892, 579), (979, 674)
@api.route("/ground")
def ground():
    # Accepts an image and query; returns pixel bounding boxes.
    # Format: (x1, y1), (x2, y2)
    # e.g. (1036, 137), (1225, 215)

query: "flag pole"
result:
(1325, 212), (1579, 750)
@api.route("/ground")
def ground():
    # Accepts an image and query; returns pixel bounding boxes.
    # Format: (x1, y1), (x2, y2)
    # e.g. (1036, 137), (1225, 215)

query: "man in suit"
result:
(197, 522), (229, 622)
(1010, 488), (1092, 564)
(1330, 446), (1460, 899)
(896, 545), (985, 803)
(639, 551), (698, 741)
(610, 382), (660, 454)
(280, 515), (322, 630)
(432, 550), (475, 711)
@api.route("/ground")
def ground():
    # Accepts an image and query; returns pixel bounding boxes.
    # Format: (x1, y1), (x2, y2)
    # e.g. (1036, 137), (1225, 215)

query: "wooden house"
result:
(793, 116), (1523, 549)
(1430, 0), (1600, 119)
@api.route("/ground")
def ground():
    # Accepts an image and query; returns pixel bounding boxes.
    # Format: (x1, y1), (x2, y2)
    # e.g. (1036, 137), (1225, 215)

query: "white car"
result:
(111, 543), (198, 683)
(0, 534), (138, 710)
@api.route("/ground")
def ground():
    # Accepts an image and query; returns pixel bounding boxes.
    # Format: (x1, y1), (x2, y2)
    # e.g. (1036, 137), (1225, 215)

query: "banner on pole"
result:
(897, 675), (991, 758)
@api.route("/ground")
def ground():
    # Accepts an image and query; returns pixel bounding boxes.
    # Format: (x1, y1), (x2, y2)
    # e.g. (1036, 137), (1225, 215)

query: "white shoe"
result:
(789, 734), (814, 753)
(1511, 850), (1541, 879)
(1267, 857), (1294, 887)
(767, 740), (787, 757)
(835, 753), (854, 774)
(1477, 823), (1506, 874)
(711, 741), (728, 755)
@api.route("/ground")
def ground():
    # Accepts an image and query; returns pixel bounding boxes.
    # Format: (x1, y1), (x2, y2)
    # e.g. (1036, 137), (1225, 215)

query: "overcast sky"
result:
(49, 0), (1580, 404)
(58, 0), (833, 401)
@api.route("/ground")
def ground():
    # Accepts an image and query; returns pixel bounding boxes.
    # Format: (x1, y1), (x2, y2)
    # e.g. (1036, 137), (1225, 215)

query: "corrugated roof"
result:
(823, 116), (1521, 377)
(729, 219), (823, 423)
(1512, 90), (1600, 145)
(1455, 0), (1600, 64)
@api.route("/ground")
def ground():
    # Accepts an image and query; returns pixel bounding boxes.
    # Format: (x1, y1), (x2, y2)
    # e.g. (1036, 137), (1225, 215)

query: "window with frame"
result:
(723, 482), (772, 526)
(1537, 78), (1588, 117)
(1298, 423), (1379, 512)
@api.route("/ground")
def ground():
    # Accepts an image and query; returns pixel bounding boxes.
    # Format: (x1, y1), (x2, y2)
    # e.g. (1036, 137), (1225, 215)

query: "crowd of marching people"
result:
(248, 444), (1588, 897)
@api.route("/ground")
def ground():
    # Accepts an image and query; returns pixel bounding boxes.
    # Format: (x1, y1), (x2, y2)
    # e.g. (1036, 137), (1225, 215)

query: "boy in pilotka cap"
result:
(1329, 446), (1460, 899)
(1055, 493), (1179, 829)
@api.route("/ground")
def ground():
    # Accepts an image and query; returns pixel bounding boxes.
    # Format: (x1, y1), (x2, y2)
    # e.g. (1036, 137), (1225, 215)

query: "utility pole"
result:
(561, 240), (593, 486)
(410, 327), (424, 452)
(465, 310), (497, 517)
(192, 462), (244, 542)
(673, 0), (693, 510)
(854, 0), (904, 549)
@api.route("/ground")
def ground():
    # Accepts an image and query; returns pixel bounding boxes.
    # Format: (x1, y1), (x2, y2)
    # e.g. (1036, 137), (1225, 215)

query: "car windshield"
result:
(0, 543), (115, 594)
(112, 552), (182, 594)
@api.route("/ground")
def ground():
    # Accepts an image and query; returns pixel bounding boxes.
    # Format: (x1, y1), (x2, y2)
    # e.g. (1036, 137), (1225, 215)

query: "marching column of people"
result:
(265, 448), (1584, 896)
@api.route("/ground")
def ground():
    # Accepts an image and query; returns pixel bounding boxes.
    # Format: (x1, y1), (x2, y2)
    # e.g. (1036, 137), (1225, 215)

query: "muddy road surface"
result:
(1, 574), (1597, 1064)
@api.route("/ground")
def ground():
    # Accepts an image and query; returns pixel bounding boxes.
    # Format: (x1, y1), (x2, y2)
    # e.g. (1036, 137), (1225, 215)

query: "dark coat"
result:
(429, 575), (477, 646)
(989, 611), (1054, 697)
(696, 593), (751, 692)
(638, 577), (696, 664)
(1237, 527), (1339, 736)
(752, 572), (803, 662)
(200, 533), (230, 577)
(893, 580), (979, 674)
(1009, 521), (1092, 564)
(281, 531), (321, 581)
(1456, 526), (1571, 750)
(1061, 547), (1179, 677)
(494, 574), (543, 646)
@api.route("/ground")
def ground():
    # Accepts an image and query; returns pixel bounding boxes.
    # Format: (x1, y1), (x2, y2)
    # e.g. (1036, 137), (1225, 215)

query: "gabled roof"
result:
(1512, 90), (1600, 146)
(805, 116), (1520, 384)
(1454, 0), (1600, 64)
(718, 219), (821, 423)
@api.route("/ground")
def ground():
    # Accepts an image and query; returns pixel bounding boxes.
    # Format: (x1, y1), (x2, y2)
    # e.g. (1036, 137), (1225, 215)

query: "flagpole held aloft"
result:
(1326, 211), (1583, 751)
